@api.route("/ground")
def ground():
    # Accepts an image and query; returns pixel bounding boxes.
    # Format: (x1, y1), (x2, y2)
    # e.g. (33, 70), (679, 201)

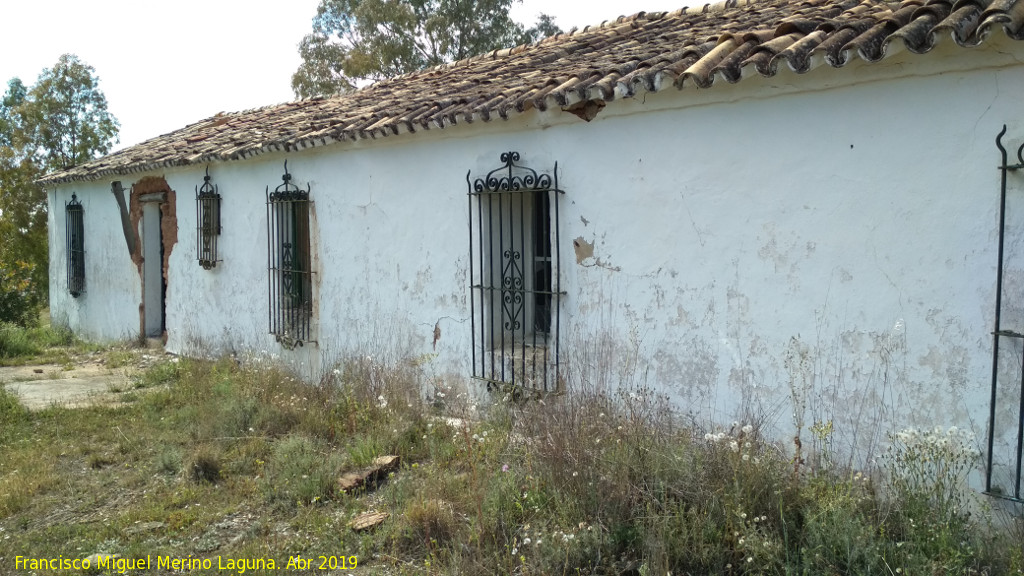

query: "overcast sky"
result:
(1, 0), (685, 150)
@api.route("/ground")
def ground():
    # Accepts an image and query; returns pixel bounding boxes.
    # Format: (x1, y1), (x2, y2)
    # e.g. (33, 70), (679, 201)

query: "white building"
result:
(40, 0), (1024, 501)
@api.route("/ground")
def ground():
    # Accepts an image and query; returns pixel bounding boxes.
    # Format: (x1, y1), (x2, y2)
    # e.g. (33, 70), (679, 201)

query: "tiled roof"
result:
(40, 0), (1024, 184)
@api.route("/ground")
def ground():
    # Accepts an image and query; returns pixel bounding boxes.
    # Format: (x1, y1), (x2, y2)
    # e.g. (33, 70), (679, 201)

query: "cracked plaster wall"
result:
(46, 38), (1024, 479)
(551, 43), (1024, 480)
(48, 186), (143, 340)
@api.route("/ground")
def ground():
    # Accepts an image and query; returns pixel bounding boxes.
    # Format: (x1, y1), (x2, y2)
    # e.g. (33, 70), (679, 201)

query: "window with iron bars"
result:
(66, 193), (85, 297)
(196, 167), (221, 269)
(266, 162), (314, 348)
(468, 152), (563, 393)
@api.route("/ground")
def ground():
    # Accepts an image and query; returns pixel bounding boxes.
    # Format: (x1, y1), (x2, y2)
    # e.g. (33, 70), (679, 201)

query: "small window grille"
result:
(266, 161), (314, 348)
(196, 166), (221, 269)
(468, 152), (564, 393)
(65, 193), (85, 297)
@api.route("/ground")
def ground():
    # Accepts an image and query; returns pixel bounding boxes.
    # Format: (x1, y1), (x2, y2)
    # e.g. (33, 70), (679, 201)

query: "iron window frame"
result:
(65, 193), (85, 297)
(266, 161), (315, 348)
(196, 166), (222, 269)
(467, 151), (564, 394)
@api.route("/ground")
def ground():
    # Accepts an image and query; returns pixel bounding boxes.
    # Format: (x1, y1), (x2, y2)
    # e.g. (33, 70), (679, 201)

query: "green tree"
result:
(292, 0), (561, 98)
(0, 55), (119, 325)
(19, 54), (120, 171)
(0, 78), (28, 149)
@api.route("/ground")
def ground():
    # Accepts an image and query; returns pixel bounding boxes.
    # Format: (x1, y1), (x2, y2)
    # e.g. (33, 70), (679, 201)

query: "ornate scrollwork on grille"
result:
(196, 166), (221, 269)
(501, 249), (524, 331)
(467, 151), (564, 394)
(269, 161), (309, 202)
(266, 161), (314, 347)
(66, 193), (86, 297)
(473, 151), (554, 193)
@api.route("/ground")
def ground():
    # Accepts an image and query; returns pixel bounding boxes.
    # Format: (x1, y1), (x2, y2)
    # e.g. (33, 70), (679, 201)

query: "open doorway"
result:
(140, 193), (166, 337)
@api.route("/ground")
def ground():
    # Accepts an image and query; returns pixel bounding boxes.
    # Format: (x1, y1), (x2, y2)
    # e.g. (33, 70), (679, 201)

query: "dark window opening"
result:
(66, 193), (85, 297)
(468, 152), (563, 393)
(532, 188), (552, 334)
(266, 162), (313, 348)
(196, 167), (221, 269)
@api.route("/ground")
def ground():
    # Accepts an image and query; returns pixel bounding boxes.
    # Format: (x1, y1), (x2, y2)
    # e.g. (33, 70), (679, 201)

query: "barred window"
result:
(266, 162), (313, 348)
(468, 152), (563, 393)
(196, 167), (221, 269)
(65, 193), (85, 297)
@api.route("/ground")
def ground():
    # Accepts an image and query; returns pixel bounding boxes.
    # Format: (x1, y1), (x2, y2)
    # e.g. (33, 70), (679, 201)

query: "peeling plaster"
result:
(129, 177), (178, 280)
(573, 235), (621, 271)
(128, 177), (178, 338)
(573, 236), (594, 264)
(44, 60), (1024, 479)
(562, 99), (606, 122)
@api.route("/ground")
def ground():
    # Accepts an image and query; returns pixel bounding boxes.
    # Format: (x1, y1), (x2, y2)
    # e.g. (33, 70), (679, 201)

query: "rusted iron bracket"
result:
(986, 125), (1024, 504)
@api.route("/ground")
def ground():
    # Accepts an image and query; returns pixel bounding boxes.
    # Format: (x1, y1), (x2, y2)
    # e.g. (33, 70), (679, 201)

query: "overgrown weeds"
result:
(0, 348), (1022, 575)
(0, 321), (74, 362)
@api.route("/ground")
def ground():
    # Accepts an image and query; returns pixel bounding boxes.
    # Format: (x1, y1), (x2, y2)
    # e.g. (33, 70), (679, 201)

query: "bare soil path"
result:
(0, 350), (165, 410)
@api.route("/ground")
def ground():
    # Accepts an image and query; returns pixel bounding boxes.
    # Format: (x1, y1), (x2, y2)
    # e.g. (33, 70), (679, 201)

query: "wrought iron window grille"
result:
(266, 161), (314, 348)
(66, 193), (85, 298)
(196, 166), (221, 269)
(986, 126), (1024, 504)
(467, 151), (564, 394)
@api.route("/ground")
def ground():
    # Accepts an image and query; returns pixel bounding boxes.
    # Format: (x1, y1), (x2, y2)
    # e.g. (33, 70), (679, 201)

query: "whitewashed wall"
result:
(48, 37), (1024, 487)
(48, 187), (142, 340)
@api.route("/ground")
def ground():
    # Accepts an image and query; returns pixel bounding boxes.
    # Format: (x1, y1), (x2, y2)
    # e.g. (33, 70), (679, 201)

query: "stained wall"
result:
(47, 37), (1024, 489)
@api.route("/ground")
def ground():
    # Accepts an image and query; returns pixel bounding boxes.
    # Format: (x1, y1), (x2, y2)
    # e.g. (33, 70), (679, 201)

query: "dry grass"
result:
(0, 347), (1022, 575)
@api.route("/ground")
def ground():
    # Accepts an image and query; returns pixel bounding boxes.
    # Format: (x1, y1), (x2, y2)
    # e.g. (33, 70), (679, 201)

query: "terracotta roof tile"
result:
(40, 0), (1024, 184)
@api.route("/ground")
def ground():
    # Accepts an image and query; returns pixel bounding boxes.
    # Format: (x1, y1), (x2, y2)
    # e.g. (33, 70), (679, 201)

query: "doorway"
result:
(141, 193), (166, 337)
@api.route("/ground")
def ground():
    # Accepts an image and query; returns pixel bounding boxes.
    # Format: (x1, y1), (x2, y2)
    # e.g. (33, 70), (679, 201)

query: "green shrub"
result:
(186, 445), (222, 483)
(0, 321), (75, 360)
(0, 321), (39, 358)
(157, 447), (182, 475)
(0, 384), (30, 427)
(263, 434), (344, 508)
(0, 259), (42, 327)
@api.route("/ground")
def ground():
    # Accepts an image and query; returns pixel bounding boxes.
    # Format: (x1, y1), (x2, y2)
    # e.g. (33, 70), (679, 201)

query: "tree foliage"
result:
(19, 55), (120, 171)
(292, 0), (562, 98)
(0, 54), (119, 325)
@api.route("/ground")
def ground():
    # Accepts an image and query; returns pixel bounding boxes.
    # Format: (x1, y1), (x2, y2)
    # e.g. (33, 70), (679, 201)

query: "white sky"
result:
(1, 0), (685, 150)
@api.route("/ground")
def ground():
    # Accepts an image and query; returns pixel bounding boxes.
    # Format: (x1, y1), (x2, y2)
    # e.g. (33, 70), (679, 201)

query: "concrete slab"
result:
(0, 364), (132, 411)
